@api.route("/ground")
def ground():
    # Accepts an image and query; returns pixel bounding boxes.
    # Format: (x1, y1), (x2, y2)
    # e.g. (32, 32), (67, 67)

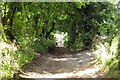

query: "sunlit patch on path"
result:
(20, 64), (103, 78)
(19, 49), (106, 78)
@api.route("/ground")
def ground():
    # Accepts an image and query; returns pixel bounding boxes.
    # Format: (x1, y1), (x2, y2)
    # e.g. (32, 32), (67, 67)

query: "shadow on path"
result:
(19, 47), (106, 78)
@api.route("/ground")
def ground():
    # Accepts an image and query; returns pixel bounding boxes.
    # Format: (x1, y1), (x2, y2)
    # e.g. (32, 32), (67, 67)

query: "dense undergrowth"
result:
(0, 24), (35, 79)
(0, 2), (119, 79)
(92, 34), (119, 78)
(92, 14), (119, 78)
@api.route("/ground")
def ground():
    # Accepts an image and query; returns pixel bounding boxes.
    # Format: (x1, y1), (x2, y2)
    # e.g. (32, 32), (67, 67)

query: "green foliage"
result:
(0, 2), (119, 78)
(93, 35), (119, 78)
(0, 23), (6, 41)
(1, 2), (92, 51)
(91, 2), (119, 77)
(15, 50), (35, 66)
(0, 47), (17, 78)
(63, 33), (68, 47)
(0, 24), (35, 78)
(110, 35), (119, 57)
(71, 37), (85, 50)
(0, 41), (35, 78)
(33, 38), (56, 53)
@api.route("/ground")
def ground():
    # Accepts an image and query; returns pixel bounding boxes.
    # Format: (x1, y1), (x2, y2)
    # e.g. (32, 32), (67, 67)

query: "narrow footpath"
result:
(19, 47), (107, 79)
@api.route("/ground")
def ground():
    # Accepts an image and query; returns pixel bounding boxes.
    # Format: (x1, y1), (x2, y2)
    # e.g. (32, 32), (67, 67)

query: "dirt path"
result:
(19, 47), (107, 78)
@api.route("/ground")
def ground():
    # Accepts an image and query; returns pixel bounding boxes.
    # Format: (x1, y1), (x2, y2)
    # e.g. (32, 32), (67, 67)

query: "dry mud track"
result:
(19, 47), (106, 79)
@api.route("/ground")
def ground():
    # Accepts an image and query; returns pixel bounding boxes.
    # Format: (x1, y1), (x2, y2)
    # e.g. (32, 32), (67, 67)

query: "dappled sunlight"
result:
(86, 52), (93, 56)
(19, 64), (102, 78)
(93, 42), (112, 64)
(21, 49), (97, 76)
(0, 41), (17, 51)
(19, 49), (105, 78)
(50, 57), (77, 61)
(1, 2), (118, 79)
(76, 50), (93, 56)
(93, 40), (113, 63)
(76, 66), (101, 77)
(0, 41), (11, 49)
(0, 41), (19, 78)
(77, 58), (93, 64)
(77, 53), (82, 56)
(77, 60), (83, 63)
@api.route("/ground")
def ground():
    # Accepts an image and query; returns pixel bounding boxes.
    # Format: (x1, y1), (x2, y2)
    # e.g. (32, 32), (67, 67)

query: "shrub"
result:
(0, 41), (35, 78)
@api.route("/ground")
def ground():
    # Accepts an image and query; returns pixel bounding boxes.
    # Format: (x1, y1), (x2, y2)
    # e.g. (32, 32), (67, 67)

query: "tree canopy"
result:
(0, 2), (119, 78)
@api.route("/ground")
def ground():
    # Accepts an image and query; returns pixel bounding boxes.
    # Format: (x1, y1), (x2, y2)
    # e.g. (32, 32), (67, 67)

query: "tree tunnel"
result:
(1, 2), (115, 53)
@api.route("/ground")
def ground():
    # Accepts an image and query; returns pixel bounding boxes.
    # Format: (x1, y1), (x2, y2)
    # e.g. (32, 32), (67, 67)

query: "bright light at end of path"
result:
(54, 32), (68, 47)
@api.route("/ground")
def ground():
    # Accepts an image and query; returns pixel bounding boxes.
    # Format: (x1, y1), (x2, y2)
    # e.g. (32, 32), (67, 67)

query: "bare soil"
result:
(19, 47), (107, 78)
